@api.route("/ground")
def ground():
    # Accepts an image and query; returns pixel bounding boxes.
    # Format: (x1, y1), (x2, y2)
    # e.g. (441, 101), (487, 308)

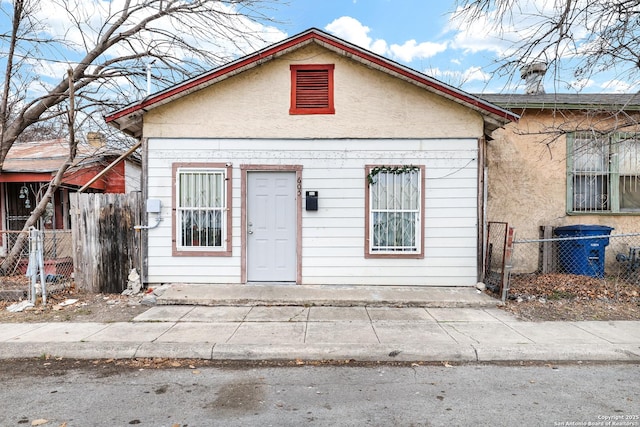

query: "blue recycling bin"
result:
(554, 225), (614, 278)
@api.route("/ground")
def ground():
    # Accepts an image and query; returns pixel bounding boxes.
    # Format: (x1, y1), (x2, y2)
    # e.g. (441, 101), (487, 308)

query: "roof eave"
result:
(496, 102), (640, 111)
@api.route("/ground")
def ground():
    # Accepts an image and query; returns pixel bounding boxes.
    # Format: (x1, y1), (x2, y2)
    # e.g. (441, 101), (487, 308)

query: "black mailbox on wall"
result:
(305, 191), (318, 211)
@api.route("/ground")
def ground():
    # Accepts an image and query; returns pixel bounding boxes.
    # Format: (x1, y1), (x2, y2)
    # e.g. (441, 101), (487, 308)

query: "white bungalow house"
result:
(105, 28), (517, 288)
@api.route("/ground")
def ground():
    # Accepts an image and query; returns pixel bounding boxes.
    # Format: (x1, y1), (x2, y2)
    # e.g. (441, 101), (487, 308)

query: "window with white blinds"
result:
(176, 168), (226, 250)
(569, 132), (640, 213)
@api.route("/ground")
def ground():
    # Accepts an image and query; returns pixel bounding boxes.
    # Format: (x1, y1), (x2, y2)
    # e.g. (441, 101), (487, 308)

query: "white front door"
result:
(247, 171), (297, 282)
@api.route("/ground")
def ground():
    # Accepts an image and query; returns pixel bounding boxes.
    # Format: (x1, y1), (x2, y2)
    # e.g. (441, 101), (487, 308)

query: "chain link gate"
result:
(504, 226), (640, 301)
(0, 229), (74, 302)
(484, 222), (514, 302)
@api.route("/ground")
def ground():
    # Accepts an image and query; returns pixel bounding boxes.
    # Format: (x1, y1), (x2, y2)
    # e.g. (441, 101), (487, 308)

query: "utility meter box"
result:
(146, 199), (162, 213)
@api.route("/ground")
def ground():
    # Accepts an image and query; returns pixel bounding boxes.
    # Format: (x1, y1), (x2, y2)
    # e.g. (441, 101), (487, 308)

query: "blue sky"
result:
(264, 0), (637, 94)
(1, 0), (636, 98)
(270, 1), (500, 93)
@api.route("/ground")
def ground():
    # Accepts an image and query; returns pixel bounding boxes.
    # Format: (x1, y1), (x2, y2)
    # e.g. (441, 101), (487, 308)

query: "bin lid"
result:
(554, 224), (614, 234)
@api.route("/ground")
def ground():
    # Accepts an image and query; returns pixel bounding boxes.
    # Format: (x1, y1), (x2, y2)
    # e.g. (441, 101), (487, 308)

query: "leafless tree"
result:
(453, 0), (640, 91)
(1, 0), (285, 167)
(0, 0), (285, 272)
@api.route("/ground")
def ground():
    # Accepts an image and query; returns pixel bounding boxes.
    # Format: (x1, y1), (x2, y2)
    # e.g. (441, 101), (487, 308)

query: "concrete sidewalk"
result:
(1, 304), (639, 363)
(155, 283), (497, 308)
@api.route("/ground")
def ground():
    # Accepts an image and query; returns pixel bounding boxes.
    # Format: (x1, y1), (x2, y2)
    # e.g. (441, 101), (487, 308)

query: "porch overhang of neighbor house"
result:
(0, 138), (139, 191)
(1, 138), (140, 233)
(105, 28), (519, 137)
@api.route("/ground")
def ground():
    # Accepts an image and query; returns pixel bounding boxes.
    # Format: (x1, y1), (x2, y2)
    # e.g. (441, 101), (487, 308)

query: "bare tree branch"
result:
(0, 0), (286, 168)
(453, 0), (640, 89)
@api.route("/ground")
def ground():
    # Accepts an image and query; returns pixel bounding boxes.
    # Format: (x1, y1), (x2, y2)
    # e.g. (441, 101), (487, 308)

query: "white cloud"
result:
(446, 8), (508, 56)
(389, 40), (448, 63)
(325, 16), (387, 55)
(6, 0), (290, 106)
(370, 39), (389, 56)
(568, 78), (595, 91)
(427, 66), (491, 86)
(447, 0), (599, 62)
(326, 16), (449, 63)
(29, 0), (287, 63)
(599, 79), (639, 93)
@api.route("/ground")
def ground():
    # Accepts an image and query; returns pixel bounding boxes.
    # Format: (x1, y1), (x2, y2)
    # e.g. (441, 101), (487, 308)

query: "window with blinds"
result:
(174, 165), (231, 255)
(290, 64), (335, 115)
(568, 132), (640, 213)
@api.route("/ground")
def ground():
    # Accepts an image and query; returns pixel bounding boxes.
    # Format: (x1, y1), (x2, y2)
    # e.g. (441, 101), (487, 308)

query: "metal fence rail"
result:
(0, 229), (74, 301)
(506, 229), (640, 300)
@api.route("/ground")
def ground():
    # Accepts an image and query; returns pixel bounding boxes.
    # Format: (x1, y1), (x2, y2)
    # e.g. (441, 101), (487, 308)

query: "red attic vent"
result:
(290, 64), (335, 115)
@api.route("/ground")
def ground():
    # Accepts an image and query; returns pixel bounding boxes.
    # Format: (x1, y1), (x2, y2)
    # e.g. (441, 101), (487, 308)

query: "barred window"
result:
(366, 166), (424, 257)
(569, 132), (640, 213)
(176, 168), (227, 251)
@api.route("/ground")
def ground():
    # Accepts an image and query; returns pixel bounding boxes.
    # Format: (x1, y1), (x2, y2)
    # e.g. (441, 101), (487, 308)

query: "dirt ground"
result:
(1, 273), (640, 323)
(495, 272), (640, 321)
(0, 277), (149, 323)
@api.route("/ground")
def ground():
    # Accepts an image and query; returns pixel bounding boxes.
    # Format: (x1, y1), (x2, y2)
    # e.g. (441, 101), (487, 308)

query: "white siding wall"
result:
(146, 138), (479, 286)
(125, 160), (142, 193)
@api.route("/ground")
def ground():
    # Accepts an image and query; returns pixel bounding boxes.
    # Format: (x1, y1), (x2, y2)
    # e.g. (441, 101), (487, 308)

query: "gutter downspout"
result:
(77, 140), (142, 193)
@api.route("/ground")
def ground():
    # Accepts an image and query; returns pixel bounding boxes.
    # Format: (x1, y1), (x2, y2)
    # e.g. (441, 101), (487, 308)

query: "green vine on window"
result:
(367, 165), (420, 185)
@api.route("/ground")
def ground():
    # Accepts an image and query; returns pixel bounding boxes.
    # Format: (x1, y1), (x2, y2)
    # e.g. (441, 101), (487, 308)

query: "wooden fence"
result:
(71, 192), (142, 293)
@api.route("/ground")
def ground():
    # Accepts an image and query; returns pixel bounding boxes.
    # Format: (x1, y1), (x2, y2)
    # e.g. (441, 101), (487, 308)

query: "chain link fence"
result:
(490, 224), (640, 301)
(0, 230), (74, 301)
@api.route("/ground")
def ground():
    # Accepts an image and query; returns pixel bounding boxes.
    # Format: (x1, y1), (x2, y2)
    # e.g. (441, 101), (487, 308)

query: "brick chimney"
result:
(520, 62), (547, 95)
(86, 132), (105, 148)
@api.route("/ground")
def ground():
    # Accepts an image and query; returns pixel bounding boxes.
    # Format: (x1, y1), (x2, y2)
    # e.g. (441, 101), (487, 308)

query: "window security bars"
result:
(570, 132), (640, 213)
(370, 170), (420, 252)
(177, 169), (225, 249)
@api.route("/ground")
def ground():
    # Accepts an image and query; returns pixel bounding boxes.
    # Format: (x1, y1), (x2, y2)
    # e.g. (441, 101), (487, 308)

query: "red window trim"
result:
(171, 162), (233, 257)
(290, 64), (335, 115)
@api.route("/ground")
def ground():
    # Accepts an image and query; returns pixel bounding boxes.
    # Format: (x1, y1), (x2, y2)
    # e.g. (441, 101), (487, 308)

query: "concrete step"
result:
(156, 284), (498, 308)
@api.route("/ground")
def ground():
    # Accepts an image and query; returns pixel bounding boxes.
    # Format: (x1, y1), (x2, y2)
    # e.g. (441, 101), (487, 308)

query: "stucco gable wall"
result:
(487, 110), (567, 240)
(144, 43), (484, 139)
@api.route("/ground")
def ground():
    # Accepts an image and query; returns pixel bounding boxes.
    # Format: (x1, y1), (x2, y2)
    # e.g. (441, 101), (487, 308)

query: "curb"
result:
(2, 342), (639, 363)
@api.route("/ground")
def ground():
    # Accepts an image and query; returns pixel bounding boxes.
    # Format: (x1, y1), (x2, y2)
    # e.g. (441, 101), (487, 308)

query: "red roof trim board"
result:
(105, 28), (518, 127)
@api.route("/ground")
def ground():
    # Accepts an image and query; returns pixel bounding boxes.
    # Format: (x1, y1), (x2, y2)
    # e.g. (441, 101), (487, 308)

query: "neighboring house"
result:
(0, 137), (141, 256)
(481, 88), (640, 272)
(106, 28), (517, 288)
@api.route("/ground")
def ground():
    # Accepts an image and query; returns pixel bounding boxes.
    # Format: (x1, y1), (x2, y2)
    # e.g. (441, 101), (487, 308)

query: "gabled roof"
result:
(105, 28), (518, 138)
(479, 93), (640, 111)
